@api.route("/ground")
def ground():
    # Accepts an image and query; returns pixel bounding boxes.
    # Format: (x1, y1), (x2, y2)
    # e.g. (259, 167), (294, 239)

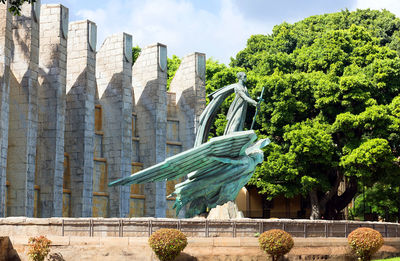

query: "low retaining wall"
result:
(0, 217), (399, 238)
(5, 236), (400, 261)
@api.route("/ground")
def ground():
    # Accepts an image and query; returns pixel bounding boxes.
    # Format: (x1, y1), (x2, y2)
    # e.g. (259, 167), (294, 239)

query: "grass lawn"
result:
(375, 258), (400, 261)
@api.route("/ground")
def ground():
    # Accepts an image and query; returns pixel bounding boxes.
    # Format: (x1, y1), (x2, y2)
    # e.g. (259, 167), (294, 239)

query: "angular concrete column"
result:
(65, 20), (96, 217)
(169, 52), (206, 150)
(133, 43), (167, 217)
(96, 33), (132, 217)
(36, 4), (68, 217)
(7, 1), (40, 217)
(166, 53), (206, 218)
(0, 3), (12, 217)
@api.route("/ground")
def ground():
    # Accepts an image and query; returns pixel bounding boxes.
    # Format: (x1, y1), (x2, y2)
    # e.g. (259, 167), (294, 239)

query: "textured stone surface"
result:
(170, 52), (206, 149)
(0, 237), (20, 261)
(166, 52), (206, 218)
(96, 33), (132, 217)
(132, 43), (168, 218)
(7, 2), (39, 217)
(208, 201), (244, 219)
(65, 20), (96, 217)
(37, 4), (68, 218)
(6, 235), (400, 261)
(0, 1), (205, 218)
(0, 3), (11, 218)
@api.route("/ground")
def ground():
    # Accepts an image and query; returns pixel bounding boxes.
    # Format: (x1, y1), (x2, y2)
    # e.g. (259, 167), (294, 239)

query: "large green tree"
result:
(228, 9), (400, 219)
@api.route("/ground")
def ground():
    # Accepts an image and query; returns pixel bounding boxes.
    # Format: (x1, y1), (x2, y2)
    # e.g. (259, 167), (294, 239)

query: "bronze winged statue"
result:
(109, 72), (269, 218)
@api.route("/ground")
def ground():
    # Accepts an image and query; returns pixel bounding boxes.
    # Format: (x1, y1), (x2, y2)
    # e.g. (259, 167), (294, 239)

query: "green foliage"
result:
(27, 236), (51, 261)
(148, 228), (187, 261)
(225, 9), (400, 219)
(0, 0), (36, 16)
(350, 184), (399, 222)
(348, 227), (384, 260)
(132, 46), (141, 65)
(258, 229), (294, 261)
(167, 55), (181, 90)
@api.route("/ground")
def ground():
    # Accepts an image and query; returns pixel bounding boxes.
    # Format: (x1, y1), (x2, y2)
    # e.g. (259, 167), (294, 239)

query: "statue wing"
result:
(194, 84), (235, 147)
(108, 130), (257, 187)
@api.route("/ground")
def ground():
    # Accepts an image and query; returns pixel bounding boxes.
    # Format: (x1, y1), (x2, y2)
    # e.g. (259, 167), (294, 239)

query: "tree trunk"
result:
(309, 189), (321, 219)
(323, 177), (358, 220)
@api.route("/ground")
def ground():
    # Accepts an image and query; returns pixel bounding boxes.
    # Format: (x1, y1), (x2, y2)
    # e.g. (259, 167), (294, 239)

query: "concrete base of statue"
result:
(207, 201), (244, 219)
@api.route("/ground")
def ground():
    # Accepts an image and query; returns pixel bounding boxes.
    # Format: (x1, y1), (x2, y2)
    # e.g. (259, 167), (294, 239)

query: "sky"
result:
(41, 0), (400, 65)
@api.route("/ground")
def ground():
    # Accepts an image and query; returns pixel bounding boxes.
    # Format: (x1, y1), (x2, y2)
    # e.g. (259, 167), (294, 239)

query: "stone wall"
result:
(132, 43), (168, 218)
(5, 235), (400, 261)
(37, 4), (68, 218)
(0, 1), (206, 219)
(1, 217), (400, 239)
(7, 1), (40, 217)
(96, 33), (133, 217)
(0, 2), (11, 218)
(166, 52), (206, 218)
(169, 52), (206, 148)
(65, 20), (96, 217)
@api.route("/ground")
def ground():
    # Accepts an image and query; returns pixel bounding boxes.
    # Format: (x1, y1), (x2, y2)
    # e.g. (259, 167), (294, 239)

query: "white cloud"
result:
(354, 0), (400, 17)
(74, 0), (272, 64)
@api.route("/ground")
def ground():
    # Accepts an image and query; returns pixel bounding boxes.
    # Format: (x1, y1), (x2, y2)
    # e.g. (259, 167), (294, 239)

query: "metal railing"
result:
(60, 218), (400, 238)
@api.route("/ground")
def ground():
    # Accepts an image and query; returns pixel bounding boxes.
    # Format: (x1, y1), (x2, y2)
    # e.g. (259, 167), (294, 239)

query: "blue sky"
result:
(41, 0), (400, 64)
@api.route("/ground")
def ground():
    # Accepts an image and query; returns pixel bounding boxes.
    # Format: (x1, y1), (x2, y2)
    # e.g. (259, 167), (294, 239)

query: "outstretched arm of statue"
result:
(236, 87), (258, 106)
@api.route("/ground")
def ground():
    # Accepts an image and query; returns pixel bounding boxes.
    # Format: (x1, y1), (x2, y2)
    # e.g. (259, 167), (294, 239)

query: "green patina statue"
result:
(194, 72), (259, 147)
(109, 72), (269, 218)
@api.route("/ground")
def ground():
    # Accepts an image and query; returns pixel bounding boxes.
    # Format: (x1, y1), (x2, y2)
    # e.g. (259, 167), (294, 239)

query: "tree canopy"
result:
(223, 9), (400, 219)
(158, 9), (400, 220)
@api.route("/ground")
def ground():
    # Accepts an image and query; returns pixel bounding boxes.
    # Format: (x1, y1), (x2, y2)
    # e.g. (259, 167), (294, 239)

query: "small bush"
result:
(259, 229), (294, 261)
(149, 228), (187, 261)
(27, 236), (52, 261)
(348, 227), (384, 260)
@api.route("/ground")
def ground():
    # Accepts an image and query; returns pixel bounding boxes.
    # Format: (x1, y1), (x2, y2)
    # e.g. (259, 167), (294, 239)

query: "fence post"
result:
(205, 220), (209, 237)
(385, 224), (388, 237)
(259, 221), (263, 234)
(90, 219), (93, 237)
(62, 219), (64, 236)
(233, 221), (236, 238)
(118, 219), (123, 237)
(345, 223), (349, 237)
(325, 223), (328, 238)
(148, 220), (152, 236)
(303, 223), (307, 238)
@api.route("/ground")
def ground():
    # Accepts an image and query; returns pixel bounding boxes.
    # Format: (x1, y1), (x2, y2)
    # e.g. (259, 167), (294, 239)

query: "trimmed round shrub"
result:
(148, 228), (188, 261)
(27, 236), (52, 261)
(258, 229), (294, 261)
(348, 227), (384, 260)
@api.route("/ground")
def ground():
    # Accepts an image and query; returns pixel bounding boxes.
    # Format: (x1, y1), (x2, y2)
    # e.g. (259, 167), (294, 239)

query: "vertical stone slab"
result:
(37, 4), (68, 217)
(167, 53), (206, 218)
(0, 3), (11, 217)
(7, 1), (40, 217)
(96, 33), (132, 217)
(169, 52), (206, 151)
(165, 92), (183, 218)
(65, 20), (96, 217)
(133, 43), (167, 217)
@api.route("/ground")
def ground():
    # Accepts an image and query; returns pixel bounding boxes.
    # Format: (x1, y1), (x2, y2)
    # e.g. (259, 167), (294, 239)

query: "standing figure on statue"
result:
(224, 72), (259, 135)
